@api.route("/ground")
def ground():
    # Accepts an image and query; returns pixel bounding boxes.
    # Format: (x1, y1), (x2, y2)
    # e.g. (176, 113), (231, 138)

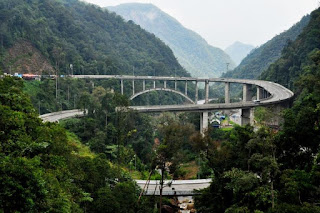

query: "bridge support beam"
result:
(243, 84), (252, 102)
(143, 80), (146, 91)
(205, 80), (209, 104)
(175, 80), (177, 90)
(264, 90), (268, 99)
(164, 80), (167, 89)
(185, 81), (188, 95)
(241, 108), (254, 126)
(257, 86), (263, 101)
(153, 80), (156, 89)
(121, 79), (124, 95)
(225, 82), (230, 103)
(132, 80), (135, 96)
(195, 81), (198, 103)
(200, 111), (209, 135)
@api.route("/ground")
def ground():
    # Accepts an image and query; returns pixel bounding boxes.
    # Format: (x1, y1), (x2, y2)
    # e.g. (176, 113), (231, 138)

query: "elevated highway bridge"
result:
(70, 75), (293, 132)
(40, 75), (294, 195)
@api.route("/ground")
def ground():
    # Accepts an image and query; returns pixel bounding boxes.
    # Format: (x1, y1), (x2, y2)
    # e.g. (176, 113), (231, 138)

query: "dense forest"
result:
(1, 0), (320, 212)
(222, 14), (310, 80)
(0, 76), (148, 212)
(0, 0), (188, 77)
(0, 76), (204, 212)
(194, 7), (320, 212)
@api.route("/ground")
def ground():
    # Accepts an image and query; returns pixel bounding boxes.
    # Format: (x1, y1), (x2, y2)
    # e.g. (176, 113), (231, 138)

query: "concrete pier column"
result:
(205, 80), (209, 104)
(120, 79), (124, 95)
(143, 80), (146, 91)
(185, 81), (188, 95)
(242, 84), (252, 102)
(164, 80), (167, 89)
(132, 80), (135, 96)
(264, 90), (268, 99)
(153, 80), (156, 89)
(257, 86), (263, 101)
(225, 82), (230, 103)
(195, 81), (198, 103)
(200, 111), (209, 135)
(241, 108), (254, 126)
(175, 80), (177, 90)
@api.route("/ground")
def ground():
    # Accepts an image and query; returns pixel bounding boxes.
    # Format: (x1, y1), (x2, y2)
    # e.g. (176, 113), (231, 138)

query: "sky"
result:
(83, 0), (319, 49)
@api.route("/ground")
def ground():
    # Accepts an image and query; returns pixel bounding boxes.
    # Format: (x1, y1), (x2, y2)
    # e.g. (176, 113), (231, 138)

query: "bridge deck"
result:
(136, 179), (211, 196)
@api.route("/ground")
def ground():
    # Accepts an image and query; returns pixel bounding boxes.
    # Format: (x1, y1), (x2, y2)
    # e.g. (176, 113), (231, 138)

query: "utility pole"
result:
(55, 69), (58, 99)
(70, 64), (73, 76)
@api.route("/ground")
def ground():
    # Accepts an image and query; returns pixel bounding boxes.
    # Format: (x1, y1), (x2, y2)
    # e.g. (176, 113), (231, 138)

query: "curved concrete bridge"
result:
(73, 75), (293, 132)
(40, 75), (294, 195)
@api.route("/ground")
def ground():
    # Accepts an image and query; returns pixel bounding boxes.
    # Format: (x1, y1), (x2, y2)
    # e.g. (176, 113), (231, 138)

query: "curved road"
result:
(40, 76), (294, 195)
(40, 109), (86, 122)
(129, 79), (294, 112)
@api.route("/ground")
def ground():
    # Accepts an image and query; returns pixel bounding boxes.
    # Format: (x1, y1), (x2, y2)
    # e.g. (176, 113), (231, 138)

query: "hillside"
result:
(221, 14), (310, 79)
(107, 3), (235, 78)
(261, 8), (320, 90)
(195, 8), (320, 212)
(224, 41), (255, 66)
(0, 0), (188, 77)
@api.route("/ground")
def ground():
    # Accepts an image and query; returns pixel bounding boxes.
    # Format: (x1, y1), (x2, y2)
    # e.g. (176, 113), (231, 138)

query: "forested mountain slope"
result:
(221, 14), (310, 79)
(194, 7), (320, 212)
(0, 0), (188, 77)
(107, 3), (235, 78)
(261, 8), (320, 90)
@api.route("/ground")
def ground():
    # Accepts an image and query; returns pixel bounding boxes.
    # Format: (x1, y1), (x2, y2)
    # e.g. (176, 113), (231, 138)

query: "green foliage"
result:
(261, 8), (320, 89)
(0, 77), (141, 212)
(0, 0), (188, 78)
(196, 9), (320, 211)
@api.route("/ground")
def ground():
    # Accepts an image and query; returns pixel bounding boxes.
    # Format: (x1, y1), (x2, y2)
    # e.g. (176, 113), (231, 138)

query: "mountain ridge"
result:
(0, 0), (189, 77)
(225, 41), (255, 66)
(221, 14), (310, 79)
(107, 3), (235, 78)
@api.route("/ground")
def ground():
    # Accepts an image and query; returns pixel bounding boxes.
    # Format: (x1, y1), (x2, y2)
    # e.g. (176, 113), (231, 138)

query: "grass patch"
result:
(66, 131), (95, 158)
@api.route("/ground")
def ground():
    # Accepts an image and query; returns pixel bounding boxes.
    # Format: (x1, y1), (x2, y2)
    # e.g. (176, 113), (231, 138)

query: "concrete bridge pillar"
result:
(225, 82), (230, 103)
(153, 80), (156, 89)
(143, 80), (146, 91)
(200, 111), (209, 135)
(205, 80), (209, 104)
(175, 80), (177, 90)
(195, 81), (198, 103)
(243, 84), (252, 102)
(257, 86), (263, 101)
(132, 80), (135, 96)
(185, 81), (188, 95)
(164, 80), (167, 89)
(264, 90), (268, 99)
(121, 79), (124, 95)
(241, 108), (254, 126)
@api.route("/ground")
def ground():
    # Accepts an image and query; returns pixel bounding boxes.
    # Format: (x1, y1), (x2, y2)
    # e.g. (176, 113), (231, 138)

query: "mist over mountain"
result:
(107, 3), (235, 78)
(225, 41), (255, 66)
(221, 14), (310, 79)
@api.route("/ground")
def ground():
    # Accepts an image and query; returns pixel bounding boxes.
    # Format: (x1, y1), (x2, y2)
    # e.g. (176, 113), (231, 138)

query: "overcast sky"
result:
(84, 0), (319, 49)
